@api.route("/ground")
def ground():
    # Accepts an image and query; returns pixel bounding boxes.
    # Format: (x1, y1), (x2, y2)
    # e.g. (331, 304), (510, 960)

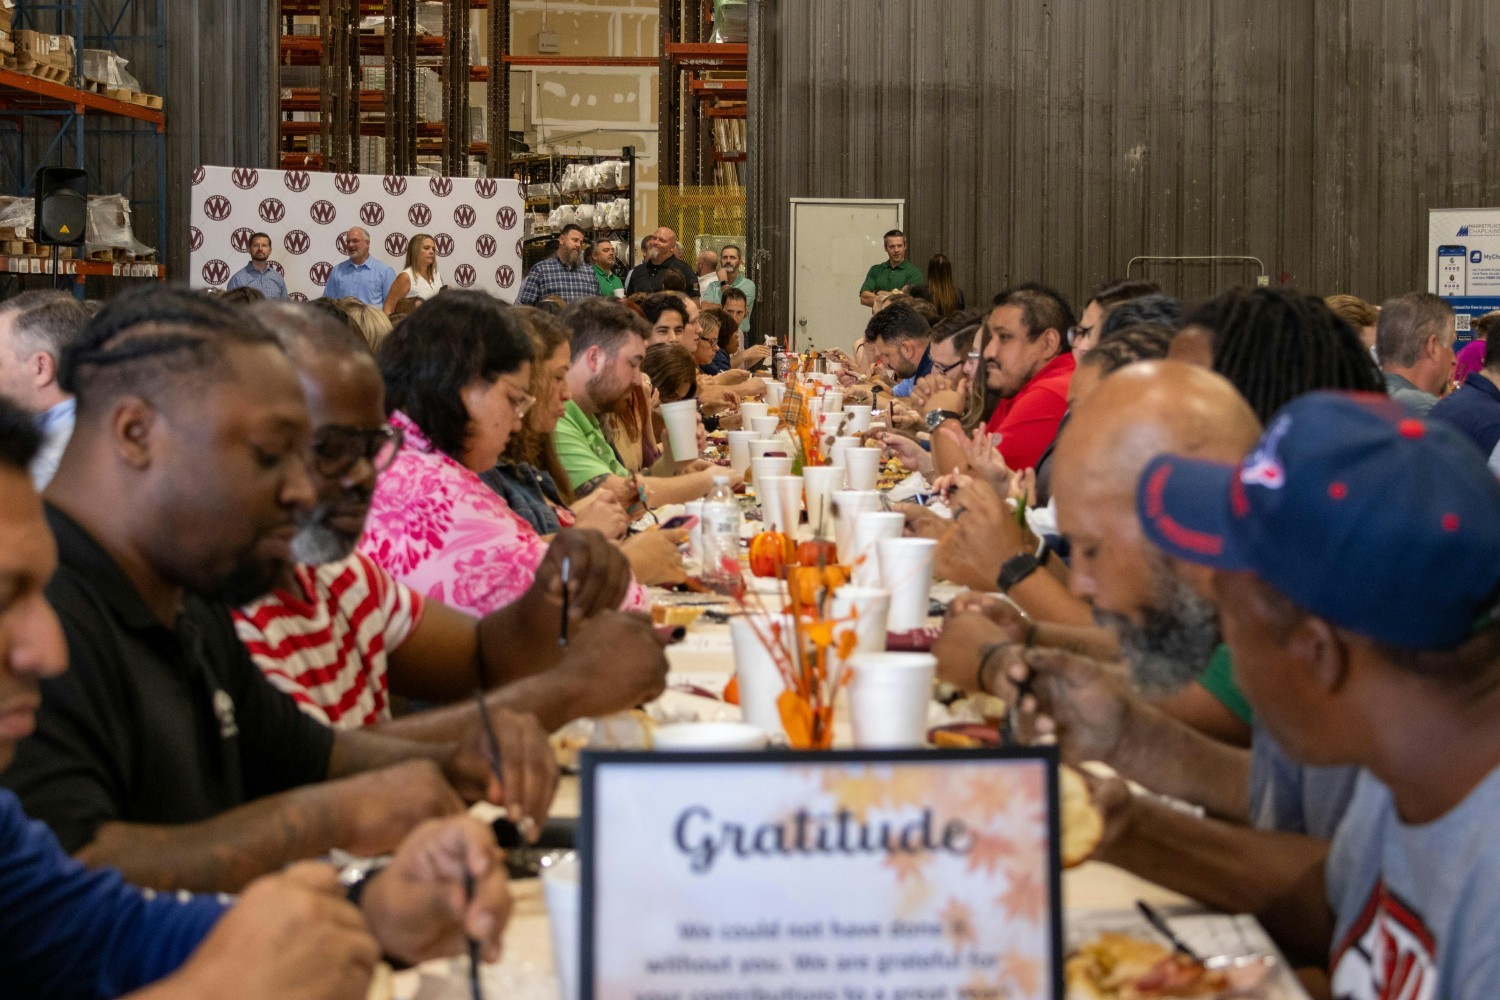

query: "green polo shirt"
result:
(554, 400), (627, 493)
(593, 263), (623, 298)
(1198, 644), (1253, 726)
(702, 274), (757, 333)
(860, 259), (925, 295)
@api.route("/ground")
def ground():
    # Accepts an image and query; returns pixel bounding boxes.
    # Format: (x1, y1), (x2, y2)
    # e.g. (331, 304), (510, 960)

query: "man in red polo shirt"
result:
(978, 288), (1076, 469)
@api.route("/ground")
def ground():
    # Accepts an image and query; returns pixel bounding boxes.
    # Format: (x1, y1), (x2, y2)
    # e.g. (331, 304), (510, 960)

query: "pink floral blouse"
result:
(359, 410), (647, 616)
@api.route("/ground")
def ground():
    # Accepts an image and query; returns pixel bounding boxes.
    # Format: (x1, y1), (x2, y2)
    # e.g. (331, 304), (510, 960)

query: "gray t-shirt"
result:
(1248, 726), (1360, 838)
(1327, 767), (1500, 998)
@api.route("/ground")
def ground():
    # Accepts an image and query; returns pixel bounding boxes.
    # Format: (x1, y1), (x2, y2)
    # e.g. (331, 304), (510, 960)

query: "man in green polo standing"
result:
(859, 230), (924, 307)
(591, 240), (624, 298)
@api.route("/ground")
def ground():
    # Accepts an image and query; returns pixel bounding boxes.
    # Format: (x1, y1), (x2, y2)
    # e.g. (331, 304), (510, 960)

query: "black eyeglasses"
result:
(933, 356), (965, 376)
(310, 424), (404, 478)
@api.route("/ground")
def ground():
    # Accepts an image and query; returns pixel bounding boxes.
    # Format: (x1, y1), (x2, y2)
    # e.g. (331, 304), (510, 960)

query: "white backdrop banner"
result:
(187, 165), (526, 302)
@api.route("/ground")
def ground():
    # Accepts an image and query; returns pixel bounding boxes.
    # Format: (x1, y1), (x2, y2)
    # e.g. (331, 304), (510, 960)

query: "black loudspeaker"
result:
(33, 167), (88, 247)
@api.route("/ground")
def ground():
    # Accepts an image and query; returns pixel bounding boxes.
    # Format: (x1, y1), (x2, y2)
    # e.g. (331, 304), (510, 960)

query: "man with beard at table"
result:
(0, 395), (514, 999)
(932, 364), (1353, 961)
(3, 287), (557, 894)
(1137, 392), (1500, 996)
(234, 301), (669, 733)
(516, 224), (598, 305)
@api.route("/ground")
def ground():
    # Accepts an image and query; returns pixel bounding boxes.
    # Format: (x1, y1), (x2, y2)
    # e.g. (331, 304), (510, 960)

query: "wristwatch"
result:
(996, 551), (1041, 594)
(924, 409), (962, 433)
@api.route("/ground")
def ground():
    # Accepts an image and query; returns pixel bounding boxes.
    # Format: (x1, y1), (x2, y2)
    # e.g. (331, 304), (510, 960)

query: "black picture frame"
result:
(577, 745), (1065, 1000)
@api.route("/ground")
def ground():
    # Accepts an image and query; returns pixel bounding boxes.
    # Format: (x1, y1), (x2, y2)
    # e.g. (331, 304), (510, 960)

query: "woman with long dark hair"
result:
(916, 254), (965, 318)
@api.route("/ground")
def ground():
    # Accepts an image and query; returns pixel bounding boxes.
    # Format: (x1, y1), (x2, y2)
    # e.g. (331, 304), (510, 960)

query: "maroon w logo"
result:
(188, 227), (204, 252)
(202, 259), (230, 284)
(433, 234), (454, 257)
(268, 261), (284, 273)
(258, 198), (286, 223)
(385, 233), (409, 256)
(310, 200), (337, 225)
(408, 204), (431, 227)
(454, 264), (477, 287)
(454, 205), (476, 229)
(475, 235), (496, 258)
(360, 202), (385, 226)
(335, 232), (351, 255)
(289, 292), (308, 303)
(496, 206), (518, 231)
(191, 166), (206, 186)
(230, 228), (254, 253)
(335, 173), (361, 194)
(496, 265), (515, 288)
(383, 175), (408, 196)
(310, 261), (333, 286)
(515, 238), (524, 258)
(429, 177), (453, 197)
(203, 195), (232, 221)
(283, 230), (310, 255)
(231, 167), (259, 190)
(475, 178), (497, 199)
(284, 171), (311, 193)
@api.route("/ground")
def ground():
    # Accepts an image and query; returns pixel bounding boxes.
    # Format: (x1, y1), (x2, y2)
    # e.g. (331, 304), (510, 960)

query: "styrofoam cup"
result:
(748, 439), (785, 460)
(726, 430), (758, 474)
(851, 510), (905, 588)
(543, 853), (582, 1000)
(765, 381), (786, 407)
(877, 537), (938, 630)
(750, 455), (793, 492)
(731, 615), (796, 739)
(660, 399), (699, 461)
(739, 401), (770, 424)
(830, 585), (891, 653)
(762, 475), (803, 536)
(801, 465), (845, 538)
(833, 490), (882, 564)
(822, 390), (844, 413)
(750, 415), (781, 439)
(843, 404), (873, 433)
(847, 652), (936, 748)
(844, 446), (883, 491)
(829, 434), (864, 471)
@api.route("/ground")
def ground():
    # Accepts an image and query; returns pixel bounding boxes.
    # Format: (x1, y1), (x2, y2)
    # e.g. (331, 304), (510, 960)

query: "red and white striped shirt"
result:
(234, 552), (426, 729)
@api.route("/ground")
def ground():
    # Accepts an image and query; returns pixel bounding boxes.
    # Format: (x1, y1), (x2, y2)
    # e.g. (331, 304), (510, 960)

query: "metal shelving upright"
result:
(0, 0), (167, 296)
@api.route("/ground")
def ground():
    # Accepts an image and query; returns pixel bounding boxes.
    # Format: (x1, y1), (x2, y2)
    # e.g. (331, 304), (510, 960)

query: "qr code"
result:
(1457, 314), (1472, 332)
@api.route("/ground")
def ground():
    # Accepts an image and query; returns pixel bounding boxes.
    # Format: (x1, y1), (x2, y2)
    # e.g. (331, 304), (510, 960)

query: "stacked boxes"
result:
(12, 29), (74, 83)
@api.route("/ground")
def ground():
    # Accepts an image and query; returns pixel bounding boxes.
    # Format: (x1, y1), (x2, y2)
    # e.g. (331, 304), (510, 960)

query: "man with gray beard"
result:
(516, 224), (598, 305)
(933, 362), (1356, 958)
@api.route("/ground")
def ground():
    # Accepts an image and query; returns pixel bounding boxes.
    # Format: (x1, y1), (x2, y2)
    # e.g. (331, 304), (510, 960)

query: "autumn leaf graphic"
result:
(820, 767), (890, 820)
(1001, 952), (1043, 998)
(996, 868), (1047, 923)
(882, 848), (927, 884)
(965, 831), (1019, 876)
(940, 897), (977, 953)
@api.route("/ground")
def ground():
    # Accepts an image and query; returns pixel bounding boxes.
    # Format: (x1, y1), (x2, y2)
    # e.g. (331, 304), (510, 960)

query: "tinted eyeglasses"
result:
(310, 425), (404, 478)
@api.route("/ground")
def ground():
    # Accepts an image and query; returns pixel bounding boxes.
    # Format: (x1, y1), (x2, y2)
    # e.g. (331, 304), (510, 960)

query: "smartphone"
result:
(1438, 244), (1468, 297)
(659, 514), (700, 531)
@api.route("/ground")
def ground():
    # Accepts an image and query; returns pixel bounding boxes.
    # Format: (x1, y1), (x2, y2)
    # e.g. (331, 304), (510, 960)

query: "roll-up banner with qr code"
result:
(1427, 208), (1500, 343)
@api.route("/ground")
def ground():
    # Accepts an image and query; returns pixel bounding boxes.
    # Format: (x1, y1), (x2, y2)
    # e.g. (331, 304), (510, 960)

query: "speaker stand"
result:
(49, 244), (61, 290)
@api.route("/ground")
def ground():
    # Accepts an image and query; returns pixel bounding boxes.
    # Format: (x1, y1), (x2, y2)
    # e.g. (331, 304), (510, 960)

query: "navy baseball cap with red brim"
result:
(1135, 391), (1500, 650)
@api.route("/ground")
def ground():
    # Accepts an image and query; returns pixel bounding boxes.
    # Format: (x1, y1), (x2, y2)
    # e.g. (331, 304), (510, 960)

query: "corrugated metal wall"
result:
(75, 0), (274, 279)
(747, 0), (1500, 338)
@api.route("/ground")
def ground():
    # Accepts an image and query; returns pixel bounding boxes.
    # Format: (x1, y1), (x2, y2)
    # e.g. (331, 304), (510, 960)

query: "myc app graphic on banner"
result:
(580, 749), (1064, 1000)
(1427, 209), (1500, 338)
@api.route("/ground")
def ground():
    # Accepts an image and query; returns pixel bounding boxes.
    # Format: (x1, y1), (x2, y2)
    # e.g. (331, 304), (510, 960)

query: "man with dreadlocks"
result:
(4, 286), (558, 896)
(1168, 285), (1386, 424)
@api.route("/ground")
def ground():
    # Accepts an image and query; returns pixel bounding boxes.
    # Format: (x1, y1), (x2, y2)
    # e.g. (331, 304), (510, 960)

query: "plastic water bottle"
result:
(700, 475), (743, 591)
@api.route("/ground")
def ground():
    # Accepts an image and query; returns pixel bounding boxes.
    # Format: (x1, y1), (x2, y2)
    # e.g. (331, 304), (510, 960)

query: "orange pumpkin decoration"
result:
(748, 530), (795, 578)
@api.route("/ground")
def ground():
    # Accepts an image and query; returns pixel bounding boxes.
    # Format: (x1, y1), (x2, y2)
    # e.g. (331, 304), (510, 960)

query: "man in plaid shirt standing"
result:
(516, 225), (599, 304)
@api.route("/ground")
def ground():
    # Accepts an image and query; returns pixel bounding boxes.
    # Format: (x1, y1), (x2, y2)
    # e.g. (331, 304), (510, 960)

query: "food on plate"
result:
(652, 604), (706, 628)
(1060, 764), (1105, 868)
(928, 722), (1002, 748)
(749, 530), (795, 578)
(1064, 931), (1232, 999)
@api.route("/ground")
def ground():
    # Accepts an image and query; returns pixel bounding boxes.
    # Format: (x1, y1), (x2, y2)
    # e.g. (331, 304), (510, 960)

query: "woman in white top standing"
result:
(382, 233), (444, 314)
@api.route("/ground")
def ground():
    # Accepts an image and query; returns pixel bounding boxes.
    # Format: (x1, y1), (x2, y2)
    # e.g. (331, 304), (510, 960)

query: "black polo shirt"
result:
(2, 505), (335, 852)
(624, 256), (698, 295)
